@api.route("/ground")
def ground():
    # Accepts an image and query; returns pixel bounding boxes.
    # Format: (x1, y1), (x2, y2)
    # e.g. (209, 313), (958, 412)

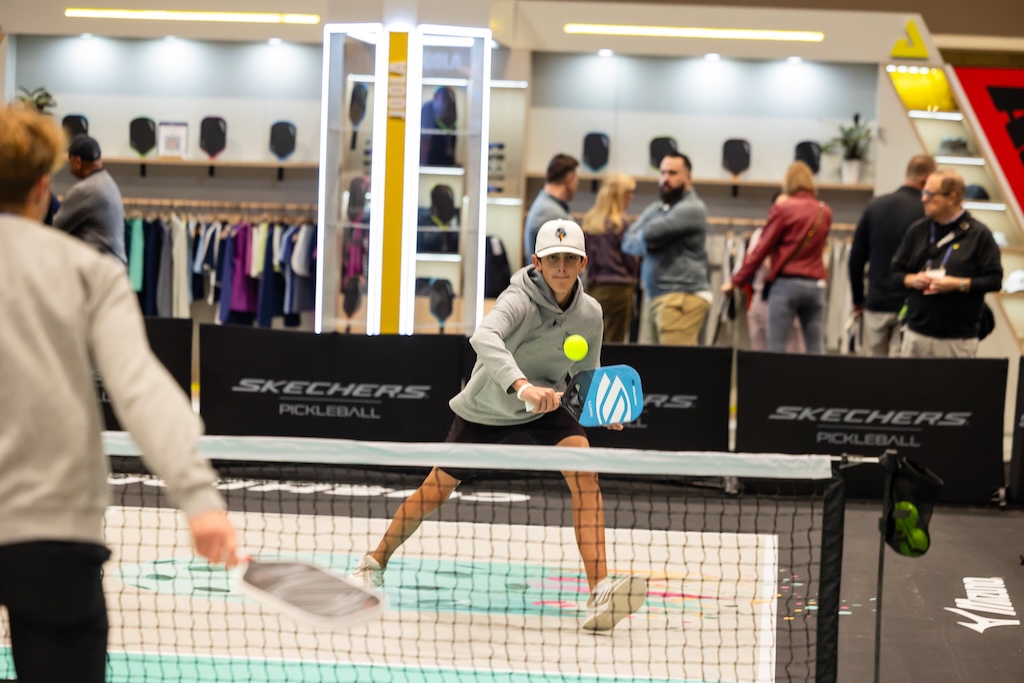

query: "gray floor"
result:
(838, 501), (1024, 682)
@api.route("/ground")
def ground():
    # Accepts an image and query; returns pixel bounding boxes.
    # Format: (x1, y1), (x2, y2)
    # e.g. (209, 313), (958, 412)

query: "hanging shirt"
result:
(127, 216), (145, 292)
(228, 223), (259, 314)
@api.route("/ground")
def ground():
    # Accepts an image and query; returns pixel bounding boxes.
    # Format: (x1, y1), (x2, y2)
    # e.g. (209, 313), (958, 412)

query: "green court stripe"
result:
(1, 647), (717, 682)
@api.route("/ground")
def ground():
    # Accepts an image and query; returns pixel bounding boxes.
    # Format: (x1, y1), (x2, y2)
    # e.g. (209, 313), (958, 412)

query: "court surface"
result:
(88, 505), (777, 683)
(1, 463), (795, 683)
(7, 470), (1018, 682)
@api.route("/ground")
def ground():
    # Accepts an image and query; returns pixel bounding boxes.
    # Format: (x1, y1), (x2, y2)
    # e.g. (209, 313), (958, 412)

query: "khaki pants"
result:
(900, 328), (979, 358)
(862, 310), (901, 357)
(648, 292), (710, 346)
(587, 282), (634, 344)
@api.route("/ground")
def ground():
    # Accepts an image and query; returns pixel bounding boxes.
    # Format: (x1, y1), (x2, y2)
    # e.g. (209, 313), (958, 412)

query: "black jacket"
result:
(891, 212), (1003, 339)
(849, 185), (925, 312)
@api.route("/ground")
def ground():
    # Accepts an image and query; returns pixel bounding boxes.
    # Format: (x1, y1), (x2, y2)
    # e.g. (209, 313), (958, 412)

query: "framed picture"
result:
(158, 121), (189, 158)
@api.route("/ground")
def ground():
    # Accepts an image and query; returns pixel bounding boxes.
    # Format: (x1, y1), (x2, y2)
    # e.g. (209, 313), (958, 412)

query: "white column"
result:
(0, 33), (15, 106)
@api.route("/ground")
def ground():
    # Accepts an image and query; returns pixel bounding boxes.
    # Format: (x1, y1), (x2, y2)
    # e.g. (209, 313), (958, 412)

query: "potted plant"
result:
(824, 113), (871, 183)
(11, 86), (57, 115)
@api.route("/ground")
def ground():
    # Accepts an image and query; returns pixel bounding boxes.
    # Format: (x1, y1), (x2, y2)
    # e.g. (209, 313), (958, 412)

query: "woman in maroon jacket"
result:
(723, 161), (832, 354)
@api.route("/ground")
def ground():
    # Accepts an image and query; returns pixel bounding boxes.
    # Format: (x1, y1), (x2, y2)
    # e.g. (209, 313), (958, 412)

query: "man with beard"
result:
(622, 152), (711, 345)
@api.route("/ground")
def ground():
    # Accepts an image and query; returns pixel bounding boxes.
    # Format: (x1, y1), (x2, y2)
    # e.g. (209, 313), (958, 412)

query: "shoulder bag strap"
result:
(773, 201), (824, 276)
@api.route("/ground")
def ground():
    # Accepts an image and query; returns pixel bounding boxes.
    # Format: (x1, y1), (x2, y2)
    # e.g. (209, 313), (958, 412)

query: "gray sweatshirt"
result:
(450, 266), (603, 426)
(0, 214), (224, 547)
(622, 188), (710, 299)
(53, 168), (128, 264)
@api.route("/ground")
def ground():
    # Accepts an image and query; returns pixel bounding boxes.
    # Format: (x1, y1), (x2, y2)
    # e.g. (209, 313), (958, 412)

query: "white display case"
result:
(408, 26), (492, 335)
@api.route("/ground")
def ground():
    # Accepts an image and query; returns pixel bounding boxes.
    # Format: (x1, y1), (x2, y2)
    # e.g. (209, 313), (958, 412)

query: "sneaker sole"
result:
(581, 576), (647, 632)
(349, 574), (384, 588)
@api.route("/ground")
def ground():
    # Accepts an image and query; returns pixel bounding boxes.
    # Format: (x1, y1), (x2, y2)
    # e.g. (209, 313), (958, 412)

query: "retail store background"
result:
(2, 2), (1024, 681)
(1, 1), (1020, 471)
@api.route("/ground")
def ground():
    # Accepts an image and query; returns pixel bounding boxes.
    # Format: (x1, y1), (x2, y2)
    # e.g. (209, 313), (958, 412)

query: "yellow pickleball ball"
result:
(563, 334), (588, 361)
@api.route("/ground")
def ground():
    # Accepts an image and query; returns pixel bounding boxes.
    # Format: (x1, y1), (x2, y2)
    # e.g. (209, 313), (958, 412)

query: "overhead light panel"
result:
(564, 23), (824, 43)
(64, 9), (321, 24)
(597, 48), (614, 57)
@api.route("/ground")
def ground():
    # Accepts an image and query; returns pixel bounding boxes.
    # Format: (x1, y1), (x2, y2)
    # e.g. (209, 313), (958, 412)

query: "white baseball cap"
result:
(534, 219), (587, 259)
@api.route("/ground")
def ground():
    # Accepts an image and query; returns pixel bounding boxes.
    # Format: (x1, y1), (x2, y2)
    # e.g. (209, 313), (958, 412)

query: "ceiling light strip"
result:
(65, 9), (320, 25)
(564, 23), (824, 43)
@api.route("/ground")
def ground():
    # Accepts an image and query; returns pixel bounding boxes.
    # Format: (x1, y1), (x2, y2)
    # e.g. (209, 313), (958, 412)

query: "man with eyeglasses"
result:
(848, 155), (936, 356)
(891, 169), (1003, 358)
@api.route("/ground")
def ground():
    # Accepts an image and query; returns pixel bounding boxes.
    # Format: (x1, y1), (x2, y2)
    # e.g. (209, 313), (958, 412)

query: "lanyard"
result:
(926, 222), (956, 270)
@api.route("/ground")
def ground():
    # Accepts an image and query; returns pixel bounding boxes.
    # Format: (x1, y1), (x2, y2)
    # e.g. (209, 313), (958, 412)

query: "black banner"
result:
(586, 344), (731, 451)
(99, 318), (193, 430)
(735, 351), (1007, 504)
(1008, 357), (1024, 504)
(200, 325), (464, 441)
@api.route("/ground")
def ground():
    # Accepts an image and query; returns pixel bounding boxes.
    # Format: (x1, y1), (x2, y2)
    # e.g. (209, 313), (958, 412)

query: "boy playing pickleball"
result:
(351, 219), (646, 631)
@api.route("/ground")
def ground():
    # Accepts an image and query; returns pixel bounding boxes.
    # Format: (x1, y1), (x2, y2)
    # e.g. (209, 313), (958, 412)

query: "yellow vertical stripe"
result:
(380, 32), (408, 335)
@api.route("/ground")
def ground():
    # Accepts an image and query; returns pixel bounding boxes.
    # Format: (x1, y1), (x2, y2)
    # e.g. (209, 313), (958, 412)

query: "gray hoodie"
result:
(450, 266), (603, 426)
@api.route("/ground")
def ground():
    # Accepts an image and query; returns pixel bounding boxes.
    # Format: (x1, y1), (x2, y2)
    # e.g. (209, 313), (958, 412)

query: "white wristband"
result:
(516, 383), (533, 401)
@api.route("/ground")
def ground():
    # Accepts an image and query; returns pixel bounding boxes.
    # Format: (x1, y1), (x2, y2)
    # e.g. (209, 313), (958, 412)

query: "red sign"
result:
(954, 67), (1024, 212)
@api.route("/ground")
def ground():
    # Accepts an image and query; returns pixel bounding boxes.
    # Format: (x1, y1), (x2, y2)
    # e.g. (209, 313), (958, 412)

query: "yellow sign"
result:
(380, 32), (409, 335)
(891, 20), (928, 60)
(889, 69), (957, 112)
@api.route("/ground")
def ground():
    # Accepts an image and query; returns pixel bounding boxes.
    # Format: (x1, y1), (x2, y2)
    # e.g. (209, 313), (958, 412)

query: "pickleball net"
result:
(1, 433), (846, 683)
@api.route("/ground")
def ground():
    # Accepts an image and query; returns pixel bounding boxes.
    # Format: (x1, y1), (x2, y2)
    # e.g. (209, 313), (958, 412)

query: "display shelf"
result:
(416, 253), (463, 263)
(993, 293), (1024, 341)
(105, 157), (318, 169)
(420, 166), (465, 176)
(997, 247), (1024, 276)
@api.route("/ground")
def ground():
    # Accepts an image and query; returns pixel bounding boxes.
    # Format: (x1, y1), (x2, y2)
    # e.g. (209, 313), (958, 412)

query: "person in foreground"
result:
(352, 219), (647, 631)
(0, 106), (238, 683)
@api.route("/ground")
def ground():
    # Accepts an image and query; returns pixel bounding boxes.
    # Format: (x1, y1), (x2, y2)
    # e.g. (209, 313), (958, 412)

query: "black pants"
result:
(0, 541), (111, 683)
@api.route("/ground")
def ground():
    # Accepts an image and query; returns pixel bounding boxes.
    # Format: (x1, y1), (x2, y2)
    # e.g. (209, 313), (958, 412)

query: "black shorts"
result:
(438, 408), (586, 482)
(0, 541), (112, 683)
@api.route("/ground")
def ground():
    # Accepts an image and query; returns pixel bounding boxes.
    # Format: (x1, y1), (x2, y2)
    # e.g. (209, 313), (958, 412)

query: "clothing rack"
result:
(121, 197), (317, 214)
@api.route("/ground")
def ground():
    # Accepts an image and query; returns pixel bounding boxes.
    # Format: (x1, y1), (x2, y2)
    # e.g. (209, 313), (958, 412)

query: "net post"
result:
(815, 468), (846, 683)
(874, 451), (898, 683)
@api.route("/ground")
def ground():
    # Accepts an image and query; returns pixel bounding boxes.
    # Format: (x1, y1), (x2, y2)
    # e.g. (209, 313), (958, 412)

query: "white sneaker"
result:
(581, 575), (647, 632)
(350, 555), (385, 587)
